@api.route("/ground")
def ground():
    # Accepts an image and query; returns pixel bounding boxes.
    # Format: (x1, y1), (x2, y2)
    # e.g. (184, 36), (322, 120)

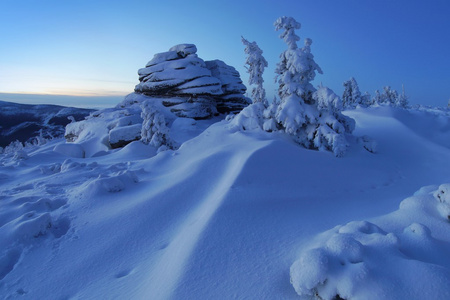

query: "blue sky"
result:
(0, 0), (449, 107)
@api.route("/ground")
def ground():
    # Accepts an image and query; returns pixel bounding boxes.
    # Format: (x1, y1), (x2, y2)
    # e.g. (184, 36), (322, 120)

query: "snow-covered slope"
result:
(0, 100), (93, 147)
(0, 105), (449, 299)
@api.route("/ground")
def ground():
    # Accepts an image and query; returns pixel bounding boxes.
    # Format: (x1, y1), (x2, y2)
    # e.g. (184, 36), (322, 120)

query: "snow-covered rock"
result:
(135, 44), (222, 97)
(205, 60), (250, 113)
(64, 106), (145, 156)
(109, 123), (142, 149)
(133, 44), (249, 118)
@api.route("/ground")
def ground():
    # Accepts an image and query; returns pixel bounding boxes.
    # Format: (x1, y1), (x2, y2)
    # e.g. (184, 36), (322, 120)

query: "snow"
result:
(53, 143), (85, 158)
(1, 104), (450, 299)
(109, 124), (142, 148)
(290, 185), (450, 300)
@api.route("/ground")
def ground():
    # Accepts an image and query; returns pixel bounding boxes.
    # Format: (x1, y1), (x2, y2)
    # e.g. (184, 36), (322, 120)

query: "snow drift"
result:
(1, 105), (450, 299)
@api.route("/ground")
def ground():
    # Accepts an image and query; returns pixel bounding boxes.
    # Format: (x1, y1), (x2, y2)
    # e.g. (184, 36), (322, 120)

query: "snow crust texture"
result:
(290, 184), (450, 300)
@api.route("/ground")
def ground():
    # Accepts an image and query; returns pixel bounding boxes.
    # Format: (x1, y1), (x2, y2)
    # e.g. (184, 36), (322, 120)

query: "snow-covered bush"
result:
(241, 37), (268, 105)
(141, 101), (176, 151)
(228, 102), (266, 131)
(312, 86), (355, 157)
(25, 129), (49, 148)
(3, 140), (24, 155)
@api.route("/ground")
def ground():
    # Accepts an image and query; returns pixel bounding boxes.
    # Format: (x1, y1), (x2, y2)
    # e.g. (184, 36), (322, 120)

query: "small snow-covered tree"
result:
(361, 91), (371, 107)
(313, 85), (355, 156)
(342, 77), (362, 108)
(380, 86), (398, 105)
(141, 101), (175, 151)
(372, 90), (382, 105)
(395, 85), (408, 108)
(241, 37), (268, 105)
(3, 140), (24, 155)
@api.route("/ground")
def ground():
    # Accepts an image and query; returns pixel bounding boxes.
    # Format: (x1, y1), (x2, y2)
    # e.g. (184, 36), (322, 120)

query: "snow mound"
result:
(290, 185), (450, 300)
(53, 143), (85, 158)
(84, 170), (139, 196)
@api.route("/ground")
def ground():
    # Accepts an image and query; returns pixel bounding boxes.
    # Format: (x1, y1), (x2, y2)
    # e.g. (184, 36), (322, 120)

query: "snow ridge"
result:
(139, 143), (268, 299)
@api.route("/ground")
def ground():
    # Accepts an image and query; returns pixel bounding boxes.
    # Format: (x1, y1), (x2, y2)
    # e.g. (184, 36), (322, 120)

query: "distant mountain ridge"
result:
(0, 100), (94, 147)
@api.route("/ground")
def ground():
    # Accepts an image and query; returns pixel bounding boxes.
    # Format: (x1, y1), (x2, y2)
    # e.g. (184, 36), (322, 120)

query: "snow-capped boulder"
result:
(133, 44), (249, 119)
(64, 106), (146, 156)
(109, 123), (142, 149)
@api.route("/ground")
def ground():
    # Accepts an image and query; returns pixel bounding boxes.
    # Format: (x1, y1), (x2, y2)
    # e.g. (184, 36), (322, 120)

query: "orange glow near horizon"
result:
(0, 76), (136, 97)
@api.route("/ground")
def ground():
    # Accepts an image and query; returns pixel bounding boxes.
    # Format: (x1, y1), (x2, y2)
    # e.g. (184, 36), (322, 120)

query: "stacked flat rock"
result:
(134, 44), (249, 118)
(205, 60), (251, 113)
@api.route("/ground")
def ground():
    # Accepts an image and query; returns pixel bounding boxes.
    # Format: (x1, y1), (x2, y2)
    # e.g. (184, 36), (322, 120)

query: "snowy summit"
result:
(1, 16), (450, 300)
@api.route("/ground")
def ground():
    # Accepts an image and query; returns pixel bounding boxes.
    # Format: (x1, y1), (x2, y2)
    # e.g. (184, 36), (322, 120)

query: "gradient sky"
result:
(1, 0), (449, 108)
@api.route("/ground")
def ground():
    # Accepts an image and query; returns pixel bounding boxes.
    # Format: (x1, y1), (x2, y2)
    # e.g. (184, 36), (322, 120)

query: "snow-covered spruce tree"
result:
(372, 90), (382, 105)
(273, 16), (323, 144)
(380, 86), (398, 105)
(227, 37), (269, 131)
(140, 101), (176, 151)
(272, 16), (354, 156)
(313, 85), (355, 156)
(342, 77), (362, 108)
(361, 91), (371, 107)
(395, 85), (409, 108)
(241, 37), (268, 105)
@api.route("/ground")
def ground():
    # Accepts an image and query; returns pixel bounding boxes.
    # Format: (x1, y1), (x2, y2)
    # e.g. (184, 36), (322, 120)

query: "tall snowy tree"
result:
(271, 16), (353, 156)
(241, 37), (268, 105)
(273, 16), (323, 140)
(342, 77), (362, 108)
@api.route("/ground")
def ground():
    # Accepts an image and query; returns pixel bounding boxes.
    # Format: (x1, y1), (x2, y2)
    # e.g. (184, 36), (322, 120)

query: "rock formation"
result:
(133, 44), (250, 119)
(205, 60), (249, 113)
